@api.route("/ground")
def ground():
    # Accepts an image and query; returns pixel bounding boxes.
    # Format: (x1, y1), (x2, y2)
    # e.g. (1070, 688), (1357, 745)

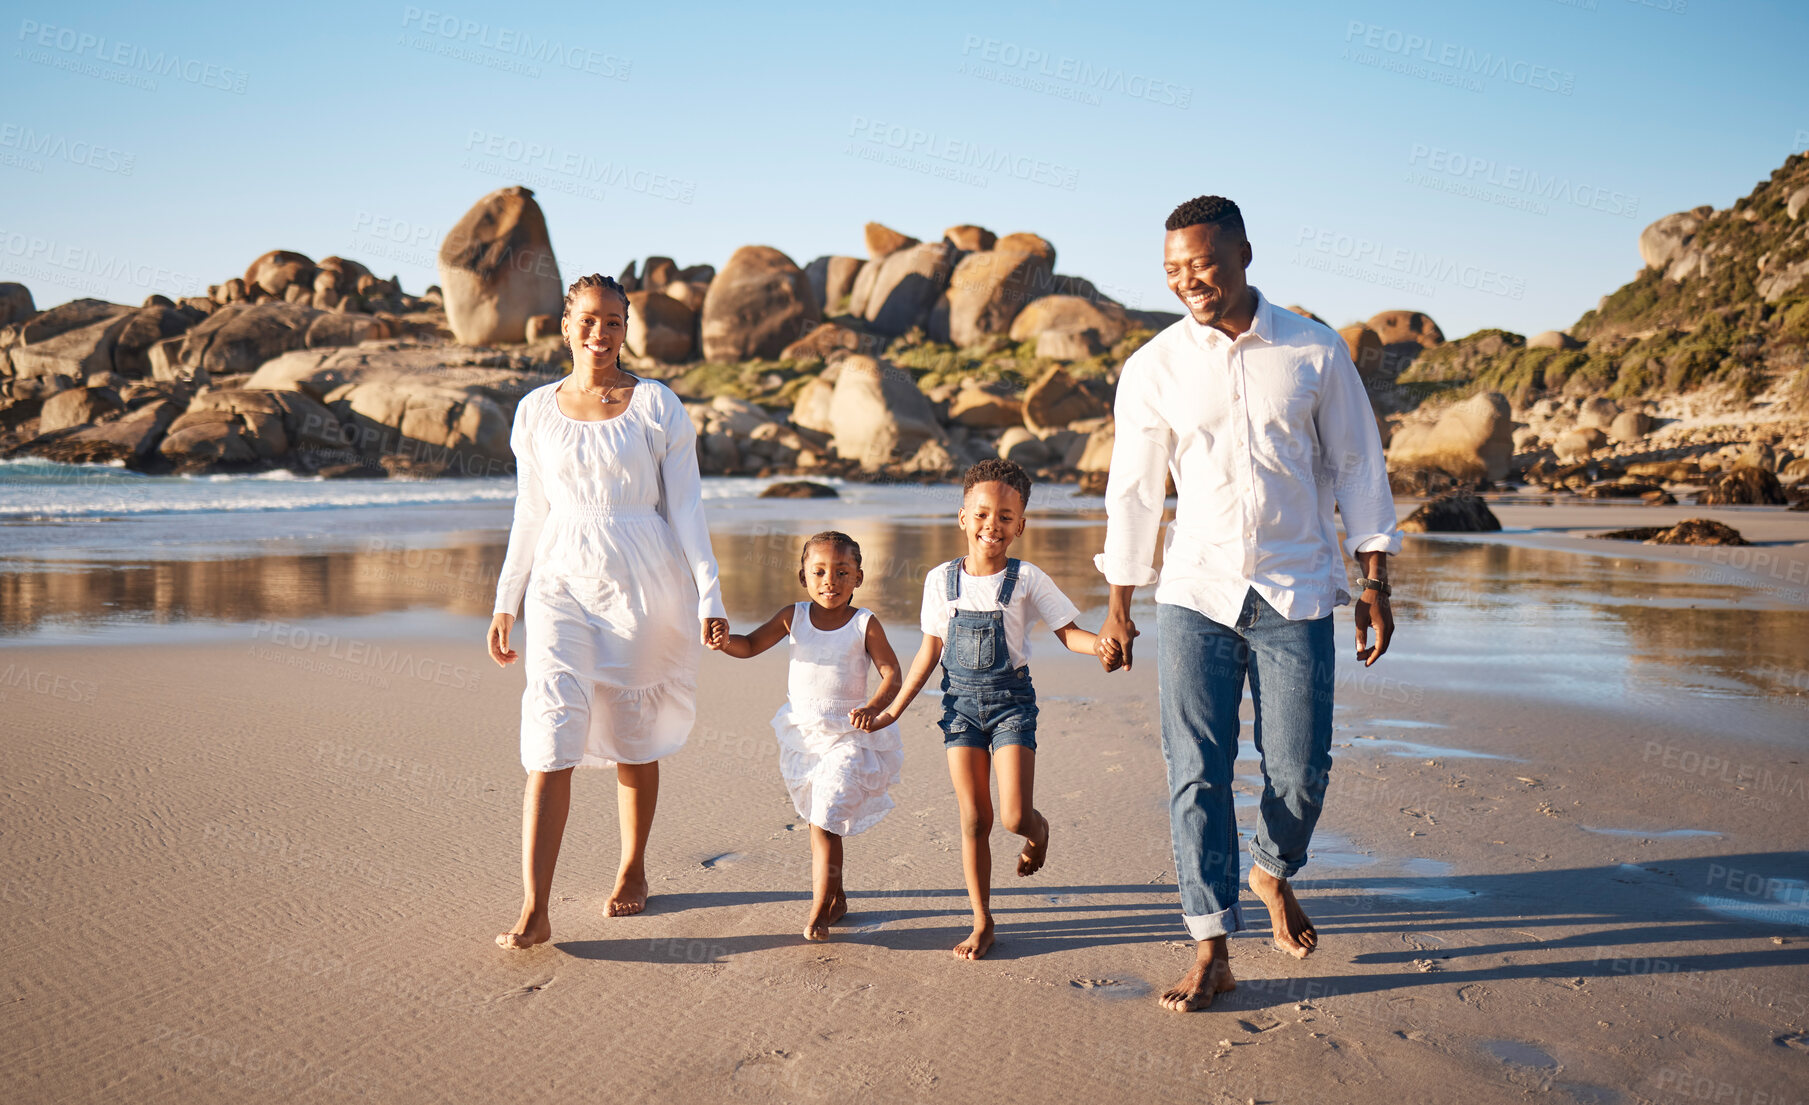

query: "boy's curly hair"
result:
(798, 530), (863, 585)
(962, 458), (1032, 508)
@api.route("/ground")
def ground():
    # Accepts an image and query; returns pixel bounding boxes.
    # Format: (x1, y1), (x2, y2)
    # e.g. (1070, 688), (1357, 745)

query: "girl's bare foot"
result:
(953, 917), (994, 960)
(1248, 865), (1317, 958)
(496, 905), (551, 950)
(1016, 811), (1049, 877)
(607, 868), (648, 917)
(804, 888), (847, 941)
(1159, 938), (1238, 1011)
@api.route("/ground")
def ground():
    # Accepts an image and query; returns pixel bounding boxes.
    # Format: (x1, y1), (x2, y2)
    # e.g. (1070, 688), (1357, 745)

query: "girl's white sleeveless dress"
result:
(492, 379), (726, 772)
(771, 603), (903, 836)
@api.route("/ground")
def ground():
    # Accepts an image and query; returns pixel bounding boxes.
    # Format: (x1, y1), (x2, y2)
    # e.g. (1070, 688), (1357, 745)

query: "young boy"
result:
(873, 458), (1119, 960)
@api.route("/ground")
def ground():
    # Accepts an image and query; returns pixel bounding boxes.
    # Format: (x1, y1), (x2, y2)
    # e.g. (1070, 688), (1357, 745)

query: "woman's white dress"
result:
(771, 603), (903, 836)
(493, 379), (725, 772)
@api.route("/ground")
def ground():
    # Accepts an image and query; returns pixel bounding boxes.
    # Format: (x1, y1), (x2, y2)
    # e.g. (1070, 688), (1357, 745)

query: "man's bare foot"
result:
(606, 869), (648, 917)
(1016, 811), (1049, 877)
(804, 888), (848, 941)
(953, 918), (994, 960)
(496, 905), (550, 950)
(1248, 865), (1317, 958)
(1159, 938), (1238, 1011)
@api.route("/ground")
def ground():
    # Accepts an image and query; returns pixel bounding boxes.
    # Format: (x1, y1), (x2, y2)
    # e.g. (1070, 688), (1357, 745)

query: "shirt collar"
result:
(1185, 286), (1271, 351)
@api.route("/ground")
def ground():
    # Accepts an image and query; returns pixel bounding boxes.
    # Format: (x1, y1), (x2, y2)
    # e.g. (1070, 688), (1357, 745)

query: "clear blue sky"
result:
(4, 0), (1805, 338)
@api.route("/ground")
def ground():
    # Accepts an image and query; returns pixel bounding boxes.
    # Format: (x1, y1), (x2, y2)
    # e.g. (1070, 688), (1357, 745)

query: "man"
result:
(1096, 195), (1399, 1012)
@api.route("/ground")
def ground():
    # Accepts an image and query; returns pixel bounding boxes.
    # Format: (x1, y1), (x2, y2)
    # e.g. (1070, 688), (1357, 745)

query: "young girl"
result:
(707, 531), (903, 941)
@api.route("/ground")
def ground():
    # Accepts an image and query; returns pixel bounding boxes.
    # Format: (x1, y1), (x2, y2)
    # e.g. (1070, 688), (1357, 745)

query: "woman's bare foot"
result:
(1159, 938), (1238, 1011)
(1016, 811), (1049, 877)
(606, 868), (648, 917)
(1248, 865), (1317, 958)
(496, 905), (551, 950)
(953, 917), (994, 960)
(804, 888), (848, 941)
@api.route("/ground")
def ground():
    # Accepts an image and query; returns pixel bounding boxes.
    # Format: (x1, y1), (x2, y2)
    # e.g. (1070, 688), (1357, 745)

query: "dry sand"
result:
(4, 605), (1807, 1103)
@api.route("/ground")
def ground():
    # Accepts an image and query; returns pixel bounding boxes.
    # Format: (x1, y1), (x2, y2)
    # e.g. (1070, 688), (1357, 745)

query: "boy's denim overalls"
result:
(937, 557), (1039, 752)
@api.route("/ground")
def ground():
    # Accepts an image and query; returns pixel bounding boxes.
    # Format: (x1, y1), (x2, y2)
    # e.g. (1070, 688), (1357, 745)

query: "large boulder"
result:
(1638, 209), (1706, 272)
(816, 256), (863, 313)
(437, 186), (564, 345)
(1398, 489), (1501, 533)
(1074, 421), (1115, 473)
(167, 302), (322, 377)
(0, 283), (34, 327)
(1527, 330), (1580, 350)
(929, 248), (1055, 347)
(827, 355), (945, 469)
(1697, 466), (1787, 506)
(1367, 310), (1443, 349)
(789, 366), (839, 436)
(1576, 397), (1621, 430)
(244, 251), (319, 299)
(661, 279), (707, 314)
(29, 398), (180, 467)
(994, 232), (1055, 268)
(781, 322), (865, 362)
(699, 245), (818, 362)
(1554, 426), (1609, 460)
(4, 302), (135, 380)
(864, 222), (918, 258)
(1339, 324), (1386, 379)
(947, 383), (1023, 429)
(943, 225), (996, 252)
(641, 257), (679, 294)
(846, 260), (880, 318)
(625, 291), (696, 363)
(113, 306), (201, 377)
(1008, 294), (1128, 347)
(324, 377), (511, 471)
(1607, 410), (1655, 442)
(1385, 391), (1515, 480)
(863, 241), (958, 336)
(1021, 364), (1109, 432)
(39, 386), (125, 433)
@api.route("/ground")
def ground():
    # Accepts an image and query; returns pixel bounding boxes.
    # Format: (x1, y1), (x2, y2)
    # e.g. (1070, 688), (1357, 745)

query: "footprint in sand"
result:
(495, 977), (553, 1002)
(1069, 978), (1150, 999)
(700, 853), (741, 868)
(1778, 1032), (1809, 1052)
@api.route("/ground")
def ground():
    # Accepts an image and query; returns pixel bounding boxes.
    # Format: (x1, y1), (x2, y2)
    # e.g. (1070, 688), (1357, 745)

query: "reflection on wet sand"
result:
(2, 518), (1806, 709)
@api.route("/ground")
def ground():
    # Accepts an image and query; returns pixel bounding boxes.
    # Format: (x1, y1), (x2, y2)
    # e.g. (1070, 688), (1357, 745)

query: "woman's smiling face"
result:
(562, 285), (628, 367)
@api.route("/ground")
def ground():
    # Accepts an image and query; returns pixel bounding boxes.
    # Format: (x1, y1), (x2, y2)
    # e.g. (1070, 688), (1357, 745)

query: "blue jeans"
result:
(1158, 591), (1334, 940)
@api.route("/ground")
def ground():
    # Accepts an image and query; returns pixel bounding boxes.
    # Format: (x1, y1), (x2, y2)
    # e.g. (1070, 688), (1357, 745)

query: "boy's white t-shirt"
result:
(918, 559), (1081, 668)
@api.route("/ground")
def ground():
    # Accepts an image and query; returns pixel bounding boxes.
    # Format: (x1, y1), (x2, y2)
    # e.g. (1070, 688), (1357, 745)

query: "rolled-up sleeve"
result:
(1094, 355), (1173, 586)
(655, 388), (728, 620)
(493, 396), (549, 616)
(1315, 343), (1402, 559)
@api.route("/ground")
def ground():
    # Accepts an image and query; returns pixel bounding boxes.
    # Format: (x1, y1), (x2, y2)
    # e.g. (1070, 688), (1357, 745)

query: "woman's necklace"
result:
(573, 372), (634, 405)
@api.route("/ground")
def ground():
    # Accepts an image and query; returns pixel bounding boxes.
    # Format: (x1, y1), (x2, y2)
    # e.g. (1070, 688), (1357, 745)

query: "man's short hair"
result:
(1165, 195), (1246, 241)
(962, 458), (1032, 508)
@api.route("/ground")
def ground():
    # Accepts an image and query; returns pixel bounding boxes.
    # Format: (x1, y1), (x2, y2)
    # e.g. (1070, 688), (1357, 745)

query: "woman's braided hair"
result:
(562, 273), (631, 322)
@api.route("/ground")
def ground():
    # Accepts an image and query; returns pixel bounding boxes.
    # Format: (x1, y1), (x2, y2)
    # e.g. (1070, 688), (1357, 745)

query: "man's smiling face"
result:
(1163, 223), (1252, 328)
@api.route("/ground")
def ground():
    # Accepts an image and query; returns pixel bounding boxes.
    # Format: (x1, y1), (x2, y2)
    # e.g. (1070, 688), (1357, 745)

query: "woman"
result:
(487, 273), (727, 949)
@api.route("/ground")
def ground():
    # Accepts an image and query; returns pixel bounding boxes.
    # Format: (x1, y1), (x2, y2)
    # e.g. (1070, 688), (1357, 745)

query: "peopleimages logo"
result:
(846, 115), (1079, 191)
(15, 19), (248, 93)
(1407, 143), (1639, 218)
(1343, 22), (1575, 95)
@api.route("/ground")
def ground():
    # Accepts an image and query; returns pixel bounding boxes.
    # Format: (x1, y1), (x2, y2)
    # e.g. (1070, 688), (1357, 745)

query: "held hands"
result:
(1354, 591), (1394, 666)
(1097, 613), (1139, 672)
(486, 613), (518, 666)
(849, 705), (888, 732)
(701, 617), (728, 649)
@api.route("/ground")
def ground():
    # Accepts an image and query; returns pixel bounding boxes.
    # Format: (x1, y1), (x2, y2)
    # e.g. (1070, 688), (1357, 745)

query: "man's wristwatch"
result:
(1357, 577), (1392, 596)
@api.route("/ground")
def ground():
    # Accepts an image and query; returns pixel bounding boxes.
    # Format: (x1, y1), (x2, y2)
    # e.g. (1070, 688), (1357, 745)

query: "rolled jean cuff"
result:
(1251, 852), (1296, 881)
(1183, 902), (1243, 940)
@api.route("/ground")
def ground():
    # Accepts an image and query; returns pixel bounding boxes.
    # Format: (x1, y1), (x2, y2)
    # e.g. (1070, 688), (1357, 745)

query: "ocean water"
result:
(2, 458), (1805, 741)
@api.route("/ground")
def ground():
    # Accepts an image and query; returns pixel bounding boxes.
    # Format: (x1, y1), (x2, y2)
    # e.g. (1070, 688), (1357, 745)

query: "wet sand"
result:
(2, 501), (1807, 1103)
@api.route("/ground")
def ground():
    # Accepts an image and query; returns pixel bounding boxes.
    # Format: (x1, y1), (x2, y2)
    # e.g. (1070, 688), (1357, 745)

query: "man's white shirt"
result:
(1096, 288), (1401, 627)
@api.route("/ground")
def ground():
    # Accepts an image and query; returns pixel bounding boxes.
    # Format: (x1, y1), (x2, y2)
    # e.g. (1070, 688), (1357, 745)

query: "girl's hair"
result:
(798, 530), (862, 585)
(562, 273), (631, 322)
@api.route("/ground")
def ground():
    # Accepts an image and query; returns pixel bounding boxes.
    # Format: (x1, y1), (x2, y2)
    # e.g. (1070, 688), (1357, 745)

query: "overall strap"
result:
(997, 558), (1022, 606)
(945, 558), (964, 601)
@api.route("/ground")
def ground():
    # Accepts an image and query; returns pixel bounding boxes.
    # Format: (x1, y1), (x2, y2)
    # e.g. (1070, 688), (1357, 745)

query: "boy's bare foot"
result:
(804, 888), (848, 941)
(496, 905), (550, 950)
(1016, 811), (1049, 877)
(1159, 939), (1237, 1012)
(606, 869), (648, 917)
(1248, 865), (1317, 958)
(953, 918), (994, 960)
